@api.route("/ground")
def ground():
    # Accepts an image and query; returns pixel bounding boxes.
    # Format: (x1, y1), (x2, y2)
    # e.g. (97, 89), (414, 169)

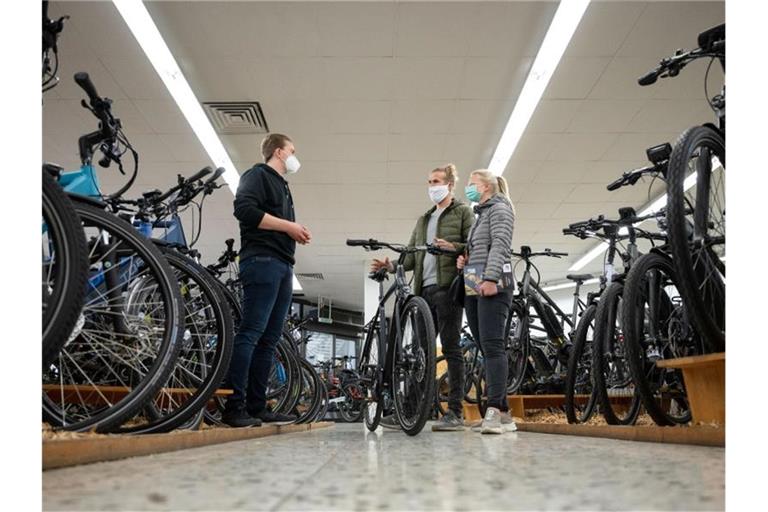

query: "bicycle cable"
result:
(704, 56), (717, 114)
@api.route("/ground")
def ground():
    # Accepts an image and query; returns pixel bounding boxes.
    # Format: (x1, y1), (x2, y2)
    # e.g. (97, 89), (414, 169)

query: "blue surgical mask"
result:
(465, 184), (481, 203)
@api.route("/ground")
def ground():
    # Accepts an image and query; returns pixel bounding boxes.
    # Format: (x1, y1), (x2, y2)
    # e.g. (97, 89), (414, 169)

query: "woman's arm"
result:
(483, 203), (515, 282)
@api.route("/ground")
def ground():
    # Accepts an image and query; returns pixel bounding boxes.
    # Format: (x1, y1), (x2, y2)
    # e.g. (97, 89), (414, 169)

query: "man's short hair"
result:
(261, 133), (293, 162)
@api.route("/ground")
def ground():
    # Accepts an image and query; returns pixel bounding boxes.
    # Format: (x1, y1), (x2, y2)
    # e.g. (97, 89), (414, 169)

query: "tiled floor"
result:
(43, 423), (724, 511)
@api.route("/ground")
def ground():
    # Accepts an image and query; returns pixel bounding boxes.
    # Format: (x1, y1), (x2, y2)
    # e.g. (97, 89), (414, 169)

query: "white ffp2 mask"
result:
(284, 155), (301, 174)
(428, 185), (449, 204)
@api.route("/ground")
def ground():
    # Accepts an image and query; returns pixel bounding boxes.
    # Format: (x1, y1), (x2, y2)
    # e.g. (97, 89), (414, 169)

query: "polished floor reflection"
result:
(43, 423), (724, 511)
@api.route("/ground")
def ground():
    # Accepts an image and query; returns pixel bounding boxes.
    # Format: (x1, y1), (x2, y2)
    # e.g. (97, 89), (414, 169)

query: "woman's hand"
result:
(456, 254), (466, 270)
(371, 257), (394, 273)
(478, 280), (498, 297)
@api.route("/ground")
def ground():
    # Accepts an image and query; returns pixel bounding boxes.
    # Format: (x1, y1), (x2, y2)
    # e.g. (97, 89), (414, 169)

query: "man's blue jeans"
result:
(225, 255), (293, 414)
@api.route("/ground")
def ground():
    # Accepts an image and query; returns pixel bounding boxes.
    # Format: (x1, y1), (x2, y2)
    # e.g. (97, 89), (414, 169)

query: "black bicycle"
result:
(346, 239), (440, 436)
(639, 23), (725, 353)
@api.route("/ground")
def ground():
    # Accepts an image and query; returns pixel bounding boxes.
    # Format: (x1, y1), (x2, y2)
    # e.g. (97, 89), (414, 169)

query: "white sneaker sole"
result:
(481, 425), (503, 434)
(504, 423), (518, 432)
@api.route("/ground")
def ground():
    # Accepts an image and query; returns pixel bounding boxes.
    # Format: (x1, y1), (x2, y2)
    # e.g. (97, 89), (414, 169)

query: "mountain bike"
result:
(43, 73), (184, 433)
(639, 23), (725, 352)
(586, 206), (668, 425)
(41, 2), (89, 368)
(346, 239), (440, 436)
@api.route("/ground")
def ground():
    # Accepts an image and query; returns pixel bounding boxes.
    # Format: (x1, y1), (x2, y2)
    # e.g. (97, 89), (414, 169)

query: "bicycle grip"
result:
(74, 72), (100, 102)
(205, 167), (226, 184)
(346, 239), (369, 246)
(606, 175), (625, 191)
(637, 69), (658, 86)
(186, 166), (213, 183)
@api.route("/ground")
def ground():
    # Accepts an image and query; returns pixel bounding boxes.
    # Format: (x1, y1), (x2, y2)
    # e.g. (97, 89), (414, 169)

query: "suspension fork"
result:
(100, 233), (131, 335)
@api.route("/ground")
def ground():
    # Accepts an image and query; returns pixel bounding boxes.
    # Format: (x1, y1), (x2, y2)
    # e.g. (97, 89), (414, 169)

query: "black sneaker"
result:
(221, 407), (262, 428)
(251, 409), (297, 424)
(379, 413), (399, 430)
(432, 410), (465, 432)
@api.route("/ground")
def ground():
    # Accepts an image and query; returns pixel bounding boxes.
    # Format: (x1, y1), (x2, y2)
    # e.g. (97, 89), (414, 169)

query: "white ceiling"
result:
(43, 1), (724, 312)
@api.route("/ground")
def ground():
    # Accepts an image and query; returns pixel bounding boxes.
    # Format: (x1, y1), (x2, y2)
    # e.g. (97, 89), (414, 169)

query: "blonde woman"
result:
(457, 169), (516, 434)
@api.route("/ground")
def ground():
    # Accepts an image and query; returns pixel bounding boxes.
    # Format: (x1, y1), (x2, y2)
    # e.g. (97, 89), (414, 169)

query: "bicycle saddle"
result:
(566, 273), (594, 282)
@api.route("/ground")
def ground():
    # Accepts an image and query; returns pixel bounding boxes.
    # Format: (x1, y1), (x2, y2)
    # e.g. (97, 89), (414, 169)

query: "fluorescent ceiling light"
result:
(113, 0), (240, 194)
(569, 169), (703, 271)
(542, 277), (600, 292)
(488, 0), (590, 176)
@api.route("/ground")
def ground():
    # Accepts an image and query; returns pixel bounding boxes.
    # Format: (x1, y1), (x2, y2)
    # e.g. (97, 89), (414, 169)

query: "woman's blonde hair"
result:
(431, 163), (458, 185)
(470, 169), (510, 199)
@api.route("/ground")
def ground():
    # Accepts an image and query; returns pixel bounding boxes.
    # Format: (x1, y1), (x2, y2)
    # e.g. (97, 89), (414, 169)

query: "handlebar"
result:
(347, 238), (457, 255)
(512, 246), (568, 260)
(74, 71), (100, 103)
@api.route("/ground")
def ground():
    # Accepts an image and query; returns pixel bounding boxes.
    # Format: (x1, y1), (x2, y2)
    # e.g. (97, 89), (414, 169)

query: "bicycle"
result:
(346, 239), (441, 435)
(639, 23), (725, 353)
(41, 2), (89, 368)
(474, 246), (575, 417)
(435, 326), (483, 417)
(43, 73), (184, 433)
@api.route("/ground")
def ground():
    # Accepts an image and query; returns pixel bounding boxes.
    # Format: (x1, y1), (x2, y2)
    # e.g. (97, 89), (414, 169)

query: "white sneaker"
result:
(480, 407), (503, 435)
(500, 411), (518, 432)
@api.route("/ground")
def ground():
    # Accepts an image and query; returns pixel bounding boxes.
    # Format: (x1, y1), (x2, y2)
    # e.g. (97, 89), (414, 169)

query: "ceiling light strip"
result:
(488, 0), (591, 176)
(112, 0), (240, 194)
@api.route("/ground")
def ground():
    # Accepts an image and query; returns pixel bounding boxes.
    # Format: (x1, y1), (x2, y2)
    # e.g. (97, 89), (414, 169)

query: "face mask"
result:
(465, 184), (481, 203)
(284, 154), (301, 174)
(428, 185), (449, 204)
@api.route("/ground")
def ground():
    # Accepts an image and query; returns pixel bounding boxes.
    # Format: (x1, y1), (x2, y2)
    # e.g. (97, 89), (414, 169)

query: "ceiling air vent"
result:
(202, 101), (269, 134)
(296, 273), (324, 281)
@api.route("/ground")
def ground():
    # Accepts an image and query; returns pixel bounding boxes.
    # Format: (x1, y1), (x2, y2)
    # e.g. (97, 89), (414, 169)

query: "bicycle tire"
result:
(42, 171), (88, 367)
(42, 202), (183, 432)
(565, 304), (598, 424)
(361, 330), (383, 431)
(115, 248), (234, 434)
(592, 282), (642, 425)
(392, 296), (436, 436)
(666, 125), (725, 353)
(505, 301), (530, 395)
(622, 252), (700, 426)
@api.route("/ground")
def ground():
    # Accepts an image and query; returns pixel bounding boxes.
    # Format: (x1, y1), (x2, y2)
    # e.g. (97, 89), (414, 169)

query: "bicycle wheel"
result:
(266, 338), (300, 414)
(392, 297), (436, 436)
(666, 125), (725, 352)
(592, 282), (642, 425)
(505, 301), (530, 395)
(338, 381), (365, 422)
(565, 304), (598, 424)
(360, 328), (383, 431)
(42, 171), (88, 367)
(42, 202), (183, 432)
(293, 357), (322, 424)
(622, 252), (703, 426)
(115, 249), (234, 434)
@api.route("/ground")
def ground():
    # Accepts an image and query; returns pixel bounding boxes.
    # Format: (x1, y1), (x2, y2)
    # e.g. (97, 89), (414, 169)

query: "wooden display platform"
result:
(516, 422), (724, 447)
(43, 422), (333, 470)
(656, 352), (725, 425)
(457, 394), (634, 422)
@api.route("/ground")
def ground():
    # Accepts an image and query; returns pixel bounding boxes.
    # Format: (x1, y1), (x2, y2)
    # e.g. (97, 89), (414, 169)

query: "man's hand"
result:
(456, 254), (466, 270)
(287, 222), (312, 245)
(371, 257), (394, 273)
(433, 238), (456, 252)
(478, 280), (498, 297)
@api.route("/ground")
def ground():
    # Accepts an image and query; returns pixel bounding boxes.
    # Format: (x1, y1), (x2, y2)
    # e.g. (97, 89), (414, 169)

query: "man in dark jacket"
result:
(371, 164), (474, 431)
(223, 133), (312, 427)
